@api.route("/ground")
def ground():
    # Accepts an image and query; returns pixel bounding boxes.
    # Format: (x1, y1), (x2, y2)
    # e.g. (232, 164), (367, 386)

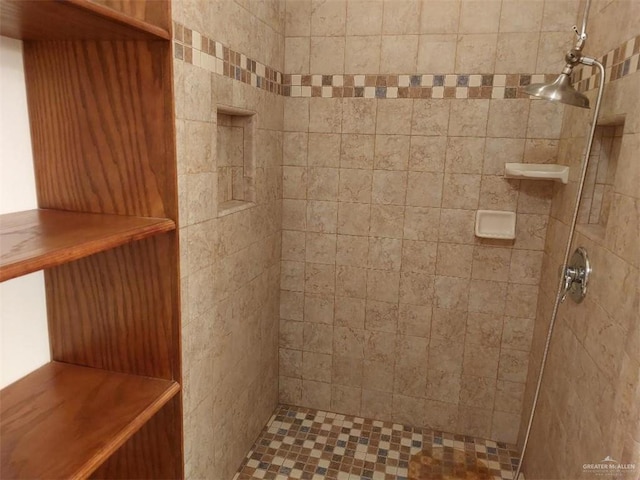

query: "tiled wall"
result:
(172, 1), (285, 478)
(278, 0), (578, 445)
(520, 1), (640, 478)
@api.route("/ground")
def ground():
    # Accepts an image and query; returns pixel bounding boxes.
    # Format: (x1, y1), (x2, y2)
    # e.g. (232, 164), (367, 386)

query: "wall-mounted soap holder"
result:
(475, 210), (516, 240)
(505, 163), (569, 184)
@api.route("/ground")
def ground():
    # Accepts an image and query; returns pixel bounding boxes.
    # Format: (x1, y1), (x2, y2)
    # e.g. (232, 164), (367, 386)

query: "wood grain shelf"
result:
(0, 0), (171, 40)
(0, 362), (180, 480)
(0, 209), (175, 282)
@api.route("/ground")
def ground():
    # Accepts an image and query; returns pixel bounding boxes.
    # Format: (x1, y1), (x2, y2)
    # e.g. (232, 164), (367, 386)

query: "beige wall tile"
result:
(436, 243), (473, 278)
(372, 170), (408, 205)
(302, 351), (332, 381)
(361, 389), (393, 421)
(500, 0), (543, 32)
(370, 204), (406, 239)
(445, 137), (485, 174)
(365, 300), (399, 333)
(495, 32), (539, 73)
(442, 174), (481, 209)
(282, 230), (306, 261)
(331, 384), (362, 415)
(455, 34), (498, 73)
(376, 99), (413, 134)
(311, 0), (347, 36)
(308, 133), (341, 167)
(301, 379), (332, 409)
(367, 270), (401, 303)
(380, 35), (419, 73)
(336, 265), (367, 298)
(398, 303), (432, 337)
(409, 136), (447, 172)
(333, 355), (364, 384)
(310, 36), (346, 73)
(468, 279), (507, 314)
(471, 246), (512, 282)
(339, 168), (373, 203)
(459, 375), (496, 409)
(448, 99), (489, 137)
(412, 99), (451, 136)
(458, 0), (501, 33)
(431, 306), (467, 339)
(382, 0), (421, 34)
(404, 206), (440, 241)
(283, 166), (308, 199)
(420, 0), (460, 34)
(374, 135), (411, 170)
(417, 34), (457, 72)
(305, 262), (336, 294)
(286, 0), (312, 36)
(283, 132), (309, 166)
(426, 368), (461, 402)
(402, 240), (438, 274)
(334, 325), (366, 356)
(438, 208), (476, 244)
(369, 237), (403, 271)
(335, 296), (366, 329)
(483, 138), (526, 175)
(346, 0), (383, 35)
(285, 36), (311, 74)
(479, 176), (519, 211)
(337, 201), (370, 235)
(498, 348), (529, 383)
(341, 134), (375, 168)
(306, 232), (337, 264)
(399, 271), (435, 306)
(406, 171), (444, 207)
(344, 35), (381, 73)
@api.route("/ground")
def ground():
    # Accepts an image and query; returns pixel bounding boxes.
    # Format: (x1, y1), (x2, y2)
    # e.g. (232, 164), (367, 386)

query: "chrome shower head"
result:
(524, 72), (590, 108)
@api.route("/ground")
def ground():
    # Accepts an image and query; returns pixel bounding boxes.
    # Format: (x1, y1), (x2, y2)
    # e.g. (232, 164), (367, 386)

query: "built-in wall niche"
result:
(577, 120), (623, 238)
(216, 106), (256, 216)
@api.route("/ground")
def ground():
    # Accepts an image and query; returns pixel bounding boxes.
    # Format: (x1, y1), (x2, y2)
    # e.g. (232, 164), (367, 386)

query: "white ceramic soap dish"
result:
(475, 210), (516, 240)
(504, 163), (569, 184)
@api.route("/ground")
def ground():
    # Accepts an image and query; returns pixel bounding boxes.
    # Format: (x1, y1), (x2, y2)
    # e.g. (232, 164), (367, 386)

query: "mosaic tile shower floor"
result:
(234, 405), (520, 480)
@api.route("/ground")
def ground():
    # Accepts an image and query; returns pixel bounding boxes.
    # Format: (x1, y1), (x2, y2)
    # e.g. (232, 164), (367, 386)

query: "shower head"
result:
(524, 72), (590, 109)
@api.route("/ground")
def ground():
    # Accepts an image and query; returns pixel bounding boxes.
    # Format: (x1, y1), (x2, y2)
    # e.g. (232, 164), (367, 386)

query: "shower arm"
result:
(515, 57), (605, 480)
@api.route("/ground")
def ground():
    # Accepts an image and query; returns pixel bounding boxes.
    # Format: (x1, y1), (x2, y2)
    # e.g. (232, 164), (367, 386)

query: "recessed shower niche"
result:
(577, 121), (623, 237)
(216, 106), (256, 216)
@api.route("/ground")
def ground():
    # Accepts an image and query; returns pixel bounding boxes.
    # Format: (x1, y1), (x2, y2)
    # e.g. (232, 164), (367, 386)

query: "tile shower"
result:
(171, 0), (640, 479)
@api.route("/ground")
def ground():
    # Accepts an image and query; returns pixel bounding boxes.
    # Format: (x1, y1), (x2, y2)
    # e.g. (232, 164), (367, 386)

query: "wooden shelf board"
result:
(0, 0), (170, 40)
(0, 362), (180, 480)
(0, 209), (175, 282)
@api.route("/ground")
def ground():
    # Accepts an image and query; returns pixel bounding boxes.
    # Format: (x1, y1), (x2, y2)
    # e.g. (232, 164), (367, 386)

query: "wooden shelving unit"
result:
(0, 209), (175, 282)
(1, 363), (179, 480)
(0, 0), (183, 478)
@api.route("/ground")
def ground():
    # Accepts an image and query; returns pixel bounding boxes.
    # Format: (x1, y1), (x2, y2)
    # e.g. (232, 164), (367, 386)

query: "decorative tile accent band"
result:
(172, 22), (638, 100)
(282, 73), (552, 99)
(173, 22), (283, 95)
(574, 34), (640, 92)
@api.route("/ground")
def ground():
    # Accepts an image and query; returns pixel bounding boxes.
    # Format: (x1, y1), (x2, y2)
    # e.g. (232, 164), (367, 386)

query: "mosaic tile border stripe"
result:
(172, 22), (638, 100)
(234, 405), (520, 480)
(575, 34), (640, 92)
(282, 73), (549, 99)
(173, 22), (283, 95)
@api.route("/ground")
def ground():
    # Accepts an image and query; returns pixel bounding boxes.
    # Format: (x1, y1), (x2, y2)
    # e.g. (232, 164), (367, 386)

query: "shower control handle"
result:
(560, 247), (591, 304)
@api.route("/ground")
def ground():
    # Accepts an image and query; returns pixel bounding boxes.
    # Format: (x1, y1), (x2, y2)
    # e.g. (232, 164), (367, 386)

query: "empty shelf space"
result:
(0, 0), (170, 40)
(0, 362), (180, 480)
(0, 209), (175, 282)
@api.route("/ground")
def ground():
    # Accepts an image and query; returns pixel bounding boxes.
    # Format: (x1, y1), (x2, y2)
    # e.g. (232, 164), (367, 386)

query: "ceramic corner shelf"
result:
(475, 210), (516, 240)
(504, 163), (569, 184)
